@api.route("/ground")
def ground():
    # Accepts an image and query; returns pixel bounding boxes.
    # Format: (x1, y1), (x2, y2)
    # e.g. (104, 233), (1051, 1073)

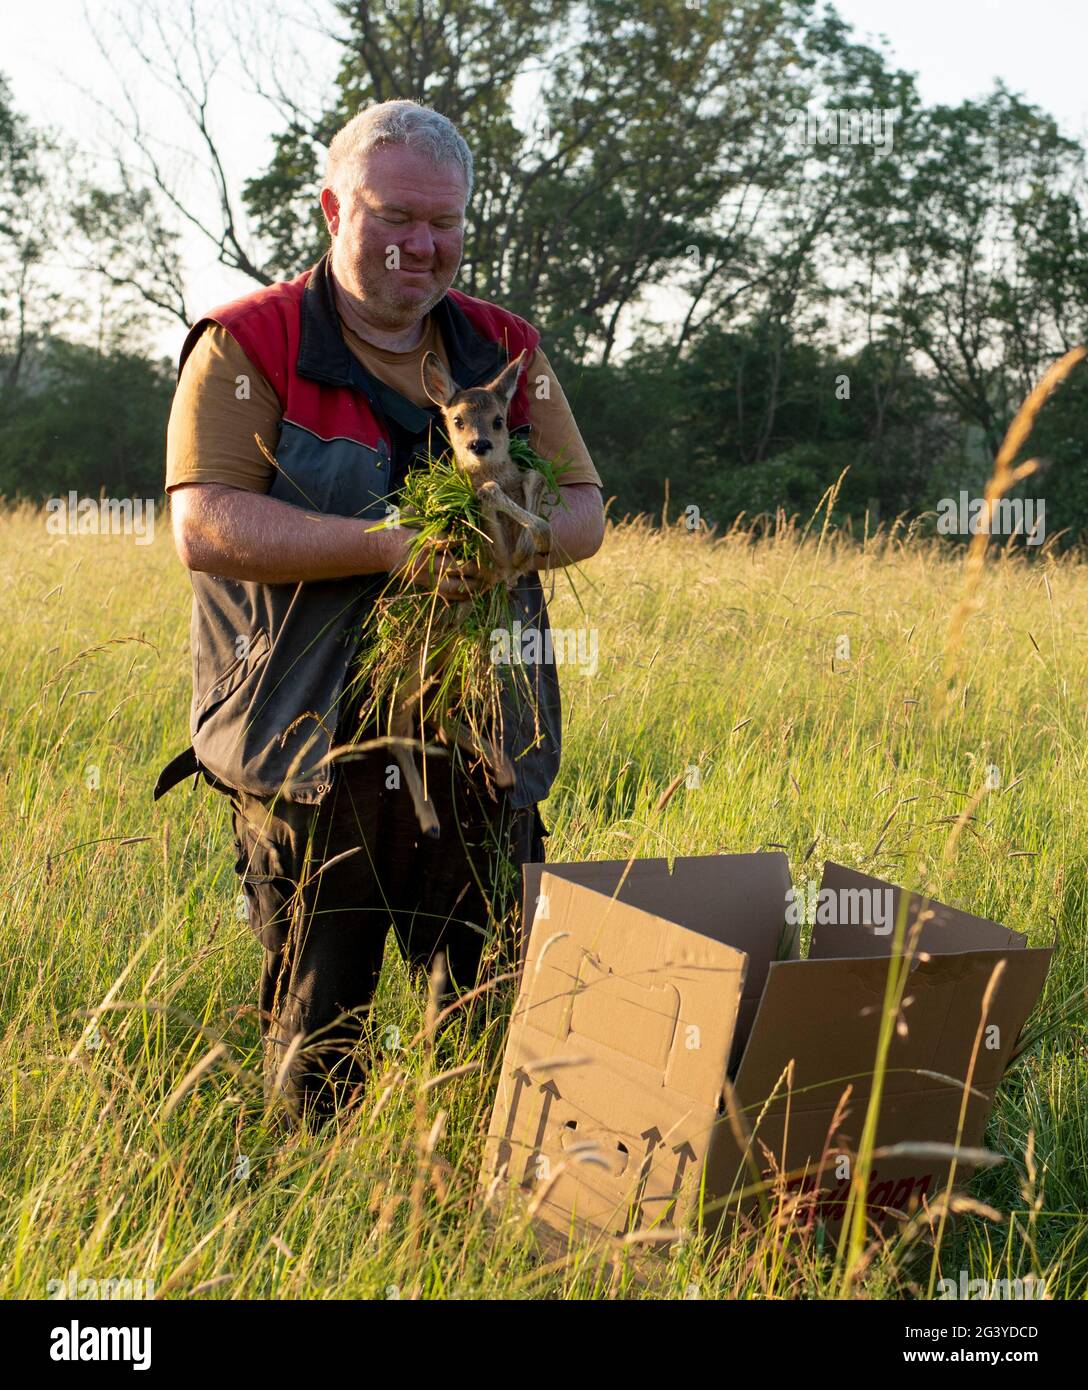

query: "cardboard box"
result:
(484, 854), (1052, 1242)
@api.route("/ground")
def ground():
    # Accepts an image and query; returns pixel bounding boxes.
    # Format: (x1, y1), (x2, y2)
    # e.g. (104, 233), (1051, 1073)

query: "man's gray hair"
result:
(325, 100), (473, 199)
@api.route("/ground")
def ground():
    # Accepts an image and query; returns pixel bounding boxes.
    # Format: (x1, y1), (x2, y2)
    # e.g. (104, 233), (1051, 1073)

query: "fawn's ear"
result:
(421, 350), (459, 407)
(482, 349), (527, 408)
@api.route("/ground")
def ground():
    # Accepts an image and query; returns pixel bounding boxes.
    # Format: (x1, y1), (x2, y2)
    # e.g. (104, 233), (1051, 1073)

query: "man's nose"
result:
(467, 438), (493, 455)
(402, 223), (436, 260)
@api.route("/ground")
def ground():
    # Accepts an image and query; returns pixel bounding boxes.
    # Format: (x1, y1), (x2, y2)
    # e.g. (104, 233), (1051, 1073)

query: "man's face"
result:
(321, 143), (467, 329)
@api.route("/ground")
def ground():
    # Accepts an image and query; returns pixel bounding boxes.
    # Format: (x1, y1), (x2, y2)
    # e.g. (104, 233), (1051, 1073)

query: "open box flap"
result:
(521, 852), (795, 1067)
(704, 945), (1053, 1228)
(809, 862), (1028, 959)
(487, 870), (748, 1237)
(734, 948), (1052, 1109)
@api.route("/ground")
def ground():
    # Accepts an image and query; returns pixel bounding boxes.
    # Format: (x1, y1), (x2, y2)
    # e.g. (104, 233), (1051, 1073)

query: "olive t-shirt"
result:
(165, 311), (602, 494)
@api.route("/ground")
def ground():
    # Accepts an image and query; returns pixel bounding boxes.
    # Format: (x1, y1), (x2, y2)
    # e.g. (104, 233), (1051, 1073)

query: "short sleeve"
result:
(165, 323), (283, 494)
(523, 348), (602, 488)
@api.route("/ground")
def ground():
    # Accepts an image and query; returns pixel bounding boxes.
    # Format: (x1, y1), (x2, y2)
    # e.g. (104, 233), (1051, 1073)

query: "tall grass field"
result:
(1, 499), (1085, 1299)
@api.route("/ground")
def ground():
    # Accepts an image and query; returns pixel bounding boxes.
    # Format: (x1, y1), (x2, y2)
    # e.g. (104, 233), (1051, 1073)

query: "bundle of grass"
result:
(338, 428), (568, 836)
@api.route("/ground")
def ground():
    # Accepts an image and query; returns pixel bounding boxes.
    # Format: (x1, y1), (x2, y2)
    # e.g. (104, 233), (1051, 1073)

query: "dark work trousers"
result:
(224, 748), (547, 1127)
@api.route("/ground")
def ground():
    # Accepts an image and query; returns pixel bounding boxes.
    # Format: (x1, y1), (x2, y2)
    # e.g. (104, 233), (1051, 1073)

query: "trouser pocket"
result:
(506, 803), (548, 872)
(230, 804), (302, 954)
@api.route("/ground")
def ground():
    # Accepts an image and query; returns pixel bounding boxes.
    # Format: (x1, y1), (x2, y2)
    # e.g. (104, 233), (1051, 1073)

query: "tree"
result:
(0, 73), (54, 391)
(847, 85), (1088, 457)
(0, 337), (174, 501)
(80, 0), (898, 363)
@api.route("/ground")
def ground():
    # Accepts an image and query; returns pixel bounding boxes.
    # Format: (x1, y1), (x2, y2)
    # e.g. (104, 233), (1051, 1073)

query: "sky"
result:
(5, 0), (1088, 360)
(834, 0), (1088, 144)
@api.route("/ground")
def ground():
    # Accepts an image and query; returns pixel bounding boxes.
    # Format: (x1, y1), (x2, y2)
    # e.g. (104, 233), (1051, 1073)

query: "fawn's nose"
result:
(467, 438), (494, 455)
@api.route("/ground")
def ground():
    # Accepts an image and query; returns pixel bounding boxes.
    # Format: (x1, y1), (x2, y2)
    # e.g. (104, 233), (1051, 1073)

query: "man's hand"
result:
(387, 527), (491, 602)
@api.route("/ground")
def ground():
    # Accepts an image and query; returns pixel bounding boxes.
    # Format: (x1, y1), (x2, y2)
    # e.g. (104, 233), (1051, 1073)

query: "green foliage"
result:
(0, 337), (174, 502)
(1019, 370), (1088, 543)
(344, 440), (564, 771)
(4, 7), (1088, 533)
(705, 442), (857, 524)
(0, 71), (53, 378)
(241, 121), (333, 282)
(561, 327), (951, 529)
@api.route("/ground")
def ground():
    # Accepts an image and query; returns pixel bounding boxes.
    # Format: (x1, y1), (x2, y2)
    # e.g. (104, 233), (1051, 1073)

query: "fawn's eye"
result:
(493, 416), (504, 429)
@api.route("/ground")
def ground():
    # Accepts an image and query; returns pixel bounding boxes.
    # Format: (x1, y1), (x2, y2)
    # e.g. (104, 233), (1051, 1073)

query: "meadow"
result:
(1, 497), (1085, 1299)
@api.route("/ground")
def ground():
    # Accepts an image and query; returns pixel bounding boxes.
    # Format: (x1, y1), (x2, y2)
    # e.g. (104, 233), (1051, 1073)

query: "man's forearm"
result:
(172, 483), (402, 583)
(536, 483), (606, 569)
(171, 479), (604, 586)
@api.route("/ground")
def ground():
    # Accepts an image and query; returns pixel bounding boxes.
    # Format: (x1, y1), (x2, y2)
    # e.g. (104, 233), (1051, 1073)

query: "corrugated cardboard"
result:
(485, 855), (1052, 1242)
(519, 853), (797, 1071)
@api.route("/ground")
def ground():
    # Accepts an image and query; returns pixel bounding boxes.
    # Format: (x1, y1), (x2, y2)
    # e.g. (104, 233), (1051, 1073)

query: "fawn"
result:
(368, 349), (555, 837)
(421, 348), (553, 583)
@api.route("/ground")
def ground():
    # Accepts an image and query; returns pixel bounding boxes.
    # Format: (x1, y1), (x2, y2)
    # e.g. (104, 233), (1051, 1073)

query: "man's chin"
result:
(393, 282), (449, 316)
(349, 272), (453, 326)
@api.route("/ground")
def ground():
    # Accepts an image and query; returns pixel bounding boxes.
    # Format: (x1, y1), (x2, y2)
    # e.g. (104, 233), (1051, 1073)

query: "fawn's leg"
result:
(479, 480), (551, 561)
(442, 722), (515, 789)
(384, 612), (473, 837)
(479, 493), (515, 586)
(512, 471), (554, 568)
(520, 469), (555, 530)
(379, 676), (441, 838)
(389, 742), (441, 838)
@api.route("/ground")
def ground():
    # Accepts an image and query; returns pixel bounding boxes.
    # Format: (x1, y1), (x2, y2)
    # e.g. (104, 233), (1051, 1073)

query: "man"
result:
(154, 100), (605, 1126)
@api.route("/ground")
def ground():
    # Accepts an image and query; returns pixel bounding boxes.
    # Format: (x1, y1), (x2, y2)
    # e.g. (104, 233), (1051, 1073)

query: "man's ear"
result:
(421, 351), (460, 407)
(319, 187), (340, 236)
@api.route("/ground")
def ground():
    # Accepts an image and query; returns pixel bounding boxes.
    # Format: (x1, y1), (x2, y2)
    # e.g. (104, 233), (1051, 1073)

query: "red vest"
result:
(156, 256), (561, 810)
(182, 267), (541, 459)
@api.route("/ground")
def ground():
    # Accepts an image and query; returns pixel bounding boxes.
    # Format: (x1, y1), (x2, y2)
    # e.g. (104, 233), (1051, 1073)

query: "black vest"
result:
(153, 260), (562, 811)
